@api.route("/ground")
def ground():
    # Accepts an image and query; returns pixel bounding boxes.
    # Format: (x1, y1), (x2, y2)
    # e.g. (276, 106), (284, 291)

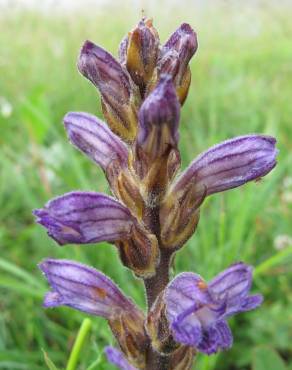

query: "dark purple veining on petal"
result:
(209, 262), (253, 301)
(33, 192), (132, 245)
(78, 40), (131, 104)
(39, 259), (136, 318)
(197, 320), (233, 355)
(174, 134), (278, 196)
(64, 112), (128, 169)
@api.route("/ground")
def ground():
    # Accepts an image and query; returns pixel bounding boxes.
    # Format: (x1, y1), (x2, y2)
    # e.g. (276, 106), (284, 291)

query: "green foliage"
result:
(252, 346), (287, 370)
(0, 2), (291, 369)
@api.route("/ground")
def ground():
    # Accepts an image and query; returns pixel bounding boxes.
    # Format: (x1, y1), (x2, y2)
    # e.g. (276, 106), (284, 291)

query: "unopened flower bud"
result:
(125, 18), (159, 93)
(109, 309), (148, 368)
(78, 40), (139, 142)
(146, 293), (179, 354)
(117, 222), (159, 278)
(134, 74), (180, 205)
(159, 23), (197, 104)
(137, 74), (179, 159)
(160, 185), (203, 249)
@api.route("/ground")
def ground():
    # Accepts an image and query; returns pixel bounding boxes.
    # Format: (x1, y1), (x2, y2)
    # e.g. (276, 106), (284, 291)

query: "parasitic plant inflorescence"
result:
(34, 18), (278, 370)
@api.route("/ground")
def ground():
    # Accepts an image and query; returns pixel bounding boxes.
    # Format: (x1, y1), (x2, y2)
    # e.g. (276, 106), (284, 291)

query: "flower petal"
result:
(209, 262), (253, 303)
(125, 18), (159, 88)
(78, 40), (132, 105)
(209, 263), (263, 318)
(105, 346), (138, 370)
(241, 294), (263, 311)
(197, 320), (233, 355)
(171, 314), (202, 347)
(165, 272), (212, 346)
(225, 294), (263, 317)
(33, 191), (132, 245)
(137, 74), (180, 158)
(78, 40), (138, 142)
(39, 259), (137, 319)
(64, 112), (128, 170)
(119, 36), (128, 65)
(164, 23), (197, 68)
(175, 135), (278, 196)
(159, 23), (197, 104)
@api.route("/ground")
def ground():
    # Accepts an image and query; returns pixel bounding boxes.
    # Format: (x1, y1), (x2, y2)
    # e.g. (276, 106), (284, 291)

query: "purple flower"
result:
(165, 262), (263, 354)
(132, 74), (181, 205)
(33, 191), (133, 245)
(160, 134), (278, 249)
(78, 40), (132, 105)
(39, 259), (140, 319)
(158, 23), (197, 104)
(34, 191), (159, 277)
(163, 23), (198, 69)
(105, 346), (137, 370)
(174, 134), (278, 197)
(137, 74), (180, 159)
(64, 112), (128, 171)
(78, 40), (138, 142)
(40, 258), (148, 366)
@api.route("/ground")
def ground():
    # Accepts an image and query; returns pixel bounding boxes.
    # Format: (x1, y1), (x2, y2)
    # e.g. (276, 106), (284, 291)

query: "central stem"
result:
(144, 248), (172, 308)
(143, 249), (172, 370)
(142, 204), (173, 369)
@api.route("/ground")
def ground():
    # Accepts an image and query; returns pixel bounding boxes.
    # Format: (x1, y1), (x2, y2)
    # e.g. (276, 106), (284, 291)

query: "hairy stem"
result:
(143, 249), (172, 370)
(144, 248), (172, 308)
(142, 203), (174, 369)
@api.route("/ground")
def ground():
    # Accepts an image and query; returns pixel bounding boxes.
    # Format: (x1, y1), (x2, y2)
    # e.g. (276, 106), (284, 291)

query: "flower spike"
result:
(35, 17), (278, 369)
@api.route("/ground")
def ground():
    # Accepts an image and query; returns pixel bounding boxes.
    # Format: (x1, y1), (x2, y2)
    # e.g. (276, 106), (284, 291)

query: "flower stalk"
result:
(35, 17), (278, 370)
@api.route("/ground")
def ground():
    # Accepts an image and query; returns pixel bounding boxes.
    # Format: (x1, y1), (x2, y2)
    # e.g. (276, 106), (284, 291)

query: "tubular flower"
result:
(34, 192), (159, 277)
(160, 134), (278, 249)
(39, 259), (148, 368)
(35, 17), (278, 370)
(164, 263), (263, 354)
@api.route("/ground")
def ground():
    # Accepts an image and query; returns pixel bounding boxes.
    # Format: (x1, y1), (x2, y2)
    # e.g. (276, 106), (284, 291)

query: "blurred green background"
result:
(0, 0), (292, 369)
